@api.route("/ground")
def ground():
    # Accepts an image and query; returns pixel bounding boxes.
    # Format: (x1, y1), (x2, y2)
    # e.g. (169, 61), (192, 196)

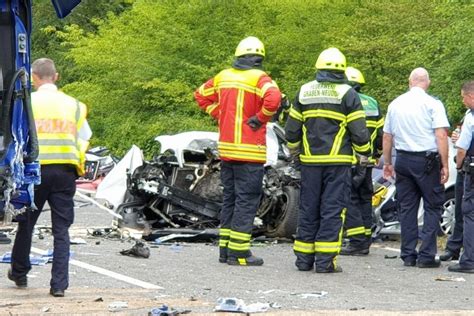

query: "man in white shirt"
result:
(383, 68), (449, 268)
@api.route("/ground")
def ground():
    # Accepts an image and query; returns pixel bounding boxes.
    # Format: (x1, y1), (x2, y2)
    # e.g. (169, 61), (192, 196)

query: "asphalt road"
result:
(0, 200), (473, 315)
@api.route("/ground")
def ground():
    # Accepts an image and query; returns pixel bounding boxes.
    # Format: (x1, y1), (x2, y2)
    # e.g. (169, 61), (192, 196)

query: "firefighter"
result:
(194, 36), (281, 266)
(448, 80), (474, 274)
(341, 67), (384, 256)
(286, 48), (370, 273)
(8, 58), (91, 296)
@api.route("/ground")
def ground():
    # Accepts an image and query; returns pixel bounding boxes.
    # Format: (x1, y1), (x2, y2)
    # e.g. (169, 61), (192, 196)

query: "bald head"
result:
(409, 67), (430, 90)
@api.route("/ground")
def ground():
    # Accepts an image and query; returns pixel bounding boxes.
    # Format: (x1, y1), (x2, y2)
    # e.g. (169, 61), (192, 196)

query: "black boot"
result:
(439, 250), (460, 261)
(227, 251), (263, 266)
(315, 257), (343, 273)
(295, 253), (314, 271)
(219, 247), (227, 263)
(340, 243), (369, 256)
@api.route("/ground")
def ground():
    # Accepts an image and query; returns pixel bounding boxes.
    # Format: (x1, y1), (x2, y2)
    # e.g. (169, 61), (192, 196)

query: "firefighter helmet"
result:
(235, 36), (265, 57)
(315, 47), (346, 71)
(345, 66), (366, 85)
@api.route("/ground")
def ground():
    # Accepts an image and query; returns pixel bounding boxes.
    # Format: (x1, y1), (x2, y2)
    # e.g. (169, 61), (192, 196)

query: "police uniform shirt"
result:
(384, 86), (449, 152)
(456, 111), (473, 150)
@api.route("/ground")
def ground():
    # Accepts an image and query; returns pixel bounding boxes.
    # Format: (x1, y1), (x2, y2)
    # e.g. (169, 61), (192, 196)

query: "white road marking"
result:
(31, 247), (163, 290)
(380, 246), (401, 253)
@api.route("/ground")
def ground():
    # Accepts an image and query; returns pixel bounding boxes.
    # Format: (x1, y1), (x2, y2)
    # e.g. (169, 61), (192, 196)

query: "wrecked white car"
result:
(116, 123), (300, 239)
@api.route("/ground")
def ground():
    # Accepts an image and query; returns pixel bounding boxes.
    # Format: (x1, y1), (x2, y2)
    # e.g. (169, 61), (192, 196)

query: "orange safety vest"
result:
(194, 68), (281, 163)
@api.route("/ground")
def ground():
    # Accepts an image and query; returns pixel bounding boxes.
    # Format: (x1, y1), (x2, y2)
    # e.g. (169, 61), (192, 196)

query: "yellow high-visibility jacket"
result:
(32, 84), (88, 176)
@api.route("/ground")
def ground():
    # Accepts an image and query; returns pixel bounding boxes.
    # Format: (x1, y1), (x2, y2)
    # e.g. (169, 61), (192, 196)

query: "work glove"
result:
(352, 164), (367, 188)
(247, 115), (263, 131)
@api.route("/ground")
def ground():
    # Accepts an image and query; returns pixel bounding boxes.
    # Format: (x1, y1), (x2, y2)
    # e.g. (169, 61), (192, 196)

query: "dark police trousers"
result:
(11, 164), (76, 290)
(345, 166), (373, 247)
(445, 172), (464, 255)
(460, 172), (474, 268)
(395, 152), (444, 263)
(294, 165), (350, 269)
(220, 161), (264, 258)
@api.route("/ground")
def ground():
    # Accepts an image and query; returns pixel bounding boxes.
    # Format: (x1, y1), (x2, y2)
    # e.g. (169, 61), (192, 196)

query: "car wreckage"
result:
(116, 123), (300, 239)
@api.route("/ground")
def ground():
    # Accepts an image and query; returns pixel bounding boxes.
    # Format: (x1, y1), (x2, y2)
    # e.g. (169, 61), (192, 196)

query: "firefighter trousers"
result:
(219, 161), (264, 258)
(345, 167), (373, 247)
(293, 165), (351, 270)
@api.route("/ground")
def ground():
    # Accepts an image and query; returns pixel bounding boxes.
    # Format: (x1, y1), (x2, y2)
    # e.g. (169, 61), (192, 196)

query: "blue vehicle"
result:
(0, 0), (81, 219)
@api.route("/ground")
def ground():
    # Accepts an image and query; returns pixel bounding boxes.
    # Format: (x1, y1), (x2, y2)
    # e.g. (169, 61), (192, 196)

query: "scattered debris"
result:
(214, 298), (272, 313)
(41, 306), (50, 313)
(1, 252), (48, 265)
(119, 241), (150, 258)
(108, 301), (128, 312)
(435, 276), (466, 282)
(94, 297), (104, 302)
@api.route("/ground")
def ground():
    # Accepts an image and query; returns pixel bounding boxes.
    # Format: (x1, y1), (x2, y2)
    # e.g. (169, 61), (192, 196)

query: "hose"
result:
(0, 68), (39, 163)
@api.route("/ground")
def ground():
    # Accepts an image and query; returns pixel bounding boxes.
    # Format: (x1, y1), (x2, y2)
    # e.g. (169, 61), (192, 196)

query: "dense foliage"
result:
(32, 0), (474, 155)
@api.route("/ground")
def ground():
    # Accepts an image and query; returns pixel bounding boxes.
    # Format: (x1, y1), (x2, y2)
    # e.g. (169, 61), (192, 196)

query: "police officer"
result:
(448, 80), (474, 274)
(194, 36), (281, 266)
(383, 67), (449, 268)
(440, 123), (465, 261)
(341, 67), (384, 256)
(8, 58), (91, 296)
(286, 48), (370, 273)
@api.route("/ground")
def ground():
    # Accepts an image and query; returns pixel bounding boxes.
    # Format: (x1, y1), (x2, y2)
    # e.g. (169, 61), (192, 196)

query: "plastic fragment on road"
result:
(149, 304), (189, 316)
(70, 237), (87, 245)
(1, 252), (48, 265)
(434, 276), (466, 282)
(108, 301), (128, 312)
(214, 298), (272, 313)
(291, 291), (328, 299)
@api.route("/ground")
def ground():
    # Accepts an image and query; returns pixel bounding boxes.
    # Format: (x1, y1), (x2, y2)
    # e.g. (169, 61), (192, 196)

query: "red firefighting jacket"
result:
(194, 68), (281, 163)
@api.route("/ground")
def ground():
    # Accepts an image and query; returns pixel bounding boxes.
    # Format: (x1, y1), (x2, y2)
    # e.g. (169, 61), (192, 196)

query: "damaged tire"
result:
(265, 186), (299, 239)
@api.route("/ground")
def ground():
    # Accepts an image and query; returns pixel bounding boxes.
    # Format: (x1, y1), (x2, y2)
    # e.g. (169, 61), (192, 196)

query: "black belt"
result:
(397, 150), (436, 157)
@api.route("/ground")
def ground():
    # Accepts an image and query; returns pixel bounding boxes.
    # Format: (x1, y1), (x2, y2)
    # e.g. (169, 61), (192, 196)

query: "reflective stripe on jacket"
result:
(32, 85), (87, 175)
(358, 93), (384, 164)
(285, 80), (370, 165)
(194, 68), (281, 163)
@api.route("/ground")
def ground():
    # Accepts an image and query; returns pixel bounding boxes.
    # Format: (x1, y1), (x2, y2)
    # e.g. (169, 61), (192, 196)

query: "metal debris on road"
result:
(214, 297), (272, 313)
(292, 291), (328, 299)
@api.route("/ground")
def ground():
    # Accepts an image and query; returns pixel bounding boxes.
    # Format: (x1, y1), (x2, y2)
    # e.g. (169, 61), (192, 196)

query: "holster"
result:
(462, 156), (474, 175)
(424, 152), (440, 174)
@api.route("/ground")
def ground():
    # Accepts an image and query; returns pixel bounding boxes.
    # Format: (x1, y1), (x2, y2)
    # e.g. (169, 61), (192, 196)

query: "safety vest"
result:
(286, 81), (370, 165)
(32, 85), (87, 175)
(195, 68), (281, 163)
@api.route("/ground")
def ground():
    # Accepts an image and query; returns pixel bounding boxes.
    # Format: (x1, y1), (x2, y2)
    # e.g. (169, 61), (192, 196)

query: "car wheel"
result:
(265, 186), (299, 239)
(439, 189), (455, 236)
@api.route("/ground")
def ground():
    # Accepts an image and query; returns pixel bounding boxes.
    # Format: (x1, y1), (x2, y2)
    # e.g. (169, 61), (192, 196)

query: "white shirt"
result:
(383, 87), (449, 152)
(456, 111), (473, 151)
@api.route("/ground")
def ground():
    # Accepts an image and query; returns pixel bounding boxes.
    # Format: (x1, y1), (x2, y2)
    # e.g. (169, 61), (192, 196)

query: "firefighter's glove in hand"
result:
(247, 116), (263, 131)
(356, 154), (369, 167)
